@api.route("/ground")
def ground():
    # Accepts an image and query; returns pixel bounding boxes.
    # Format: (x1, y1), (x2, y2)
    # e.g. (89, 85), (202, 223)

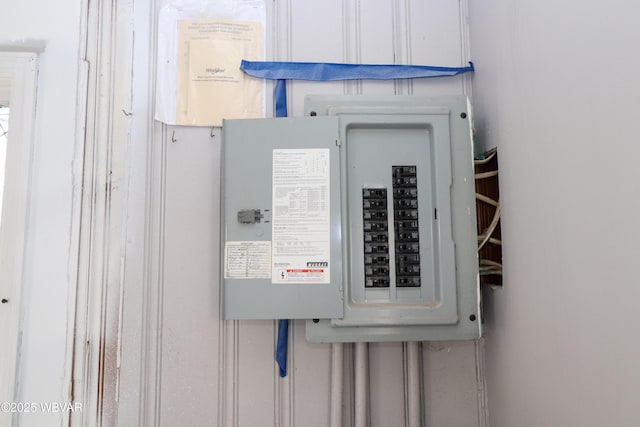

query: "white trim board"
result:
(0, 51), (38, 425)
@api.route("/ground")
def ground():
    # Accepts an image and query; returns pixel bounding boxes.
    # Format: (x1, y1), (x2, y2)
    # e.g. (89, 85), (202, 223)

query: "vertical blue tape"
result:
(274, 79), (287, 118)
(276, 319), (289, 377)
(275, 78), (289, 378)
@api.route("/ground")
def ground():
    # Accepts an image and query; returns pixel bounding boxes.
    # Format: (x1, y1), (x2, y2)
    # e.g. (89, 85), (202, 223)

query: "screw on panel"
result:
(460, 112), (467, 119)
(469, 314), (477, 321)
(310, 111), (317, 116)
(312, 319), (320, 323)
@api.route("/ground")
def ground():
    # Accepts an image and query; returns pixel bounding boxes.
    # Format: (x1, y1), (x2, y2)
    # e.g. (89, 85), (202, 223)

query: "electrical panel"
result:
(221, 116), (344, 319)
(222, 96), (480, 342)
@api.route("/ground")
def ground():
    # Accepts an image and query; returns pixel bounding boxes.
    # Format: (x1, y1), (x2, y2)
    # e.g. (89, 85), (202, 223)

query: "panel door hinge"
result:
(336, 139), (342, 147)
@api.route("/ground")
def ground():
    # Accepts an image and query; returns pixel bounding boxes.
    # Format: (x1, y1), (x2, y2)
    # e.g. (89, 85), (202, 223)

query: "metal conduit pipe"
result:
(329, 343), (344, 427)
(354, 342), (370, 427)
(405, 341), (422, 427)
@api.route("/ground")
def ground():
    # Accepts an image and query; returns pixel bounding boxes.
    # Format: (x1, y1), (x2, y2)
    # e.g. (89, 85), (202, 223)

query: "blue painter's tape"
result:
(241, 60), (474, 81)
(276, 319), (289, 377)
(274, 79), (287, 118)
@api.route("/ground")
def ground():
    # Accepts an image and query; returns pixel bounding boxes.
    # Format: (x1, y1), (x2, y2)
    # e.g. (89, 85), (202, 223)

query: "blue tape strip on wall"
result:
(263, 59), (475, 377)
(241, 60), (474, 81)
(245, 59), (474, 120)
(274, 79), (288, 119)
(275, 319), (289, 378)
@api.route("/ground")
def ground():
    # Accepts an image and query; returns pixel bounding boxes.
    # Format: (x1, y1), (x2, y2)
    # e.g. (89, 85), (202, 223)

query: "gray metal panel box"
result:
(304, 96), (480, 342)
(222, 117), (344, 319)
(222, 96), (480, 342)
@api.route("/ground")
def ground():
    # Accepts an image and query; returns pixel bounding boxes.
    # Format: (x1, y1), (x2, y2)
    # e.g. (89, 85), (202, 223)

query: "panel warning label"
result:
(271, 149), (330, 284)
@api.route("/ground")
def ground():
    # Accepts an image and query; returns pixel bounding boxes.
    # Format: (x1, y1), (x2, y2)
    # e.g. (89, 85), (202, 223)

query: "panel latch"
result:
(237, 209), (263, 224)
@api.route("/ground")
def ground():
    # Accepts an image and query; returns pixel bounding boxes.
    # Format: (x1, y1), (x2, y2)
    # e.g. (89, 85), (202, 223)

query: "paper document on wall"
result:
(176, 19), (263, 126)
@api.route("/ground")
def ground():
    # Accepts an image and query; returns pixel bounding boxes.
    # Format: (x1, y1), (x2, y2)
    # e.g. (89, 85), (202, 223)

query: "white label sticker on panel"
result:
(224, 241), (271, 279)
(272, 149), (331, 284)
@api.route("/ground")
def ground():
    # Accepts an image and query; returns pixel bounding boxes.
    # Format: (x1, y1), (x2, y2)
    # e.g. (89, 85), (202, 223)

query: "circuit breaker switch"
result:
(363, 187), (390, 288)
(237, 209), (263, 224)
(393, 165), (421, 288)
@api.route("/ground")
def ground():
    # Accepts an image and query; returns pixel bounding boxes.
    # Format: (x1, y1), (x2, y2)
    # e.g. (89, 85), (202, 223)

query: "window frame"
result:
(0, 51), (38, 407)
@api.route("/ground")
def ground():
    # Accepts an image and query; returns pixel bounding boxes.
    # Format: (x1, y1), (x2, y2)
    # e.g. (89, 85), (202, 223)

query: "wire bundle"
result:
(475, 148), (502, 281)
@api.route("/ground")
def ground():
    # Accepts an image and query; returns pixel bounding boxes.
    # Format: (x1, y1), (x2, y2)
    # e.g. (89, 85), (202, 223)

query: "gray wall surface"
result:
(469, 1), (640, 426)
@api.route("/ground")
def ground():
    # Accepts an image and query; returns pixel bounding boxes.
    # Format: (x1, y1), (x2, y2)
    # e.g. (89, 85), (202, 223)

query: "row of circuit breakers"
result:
(222, 96), (481, 342)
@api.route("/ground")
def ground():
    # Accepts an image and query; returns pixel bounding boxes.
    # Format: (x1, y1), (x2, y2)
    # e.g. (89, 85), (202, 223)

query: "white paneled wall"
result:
(119, 1), (484, 426)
